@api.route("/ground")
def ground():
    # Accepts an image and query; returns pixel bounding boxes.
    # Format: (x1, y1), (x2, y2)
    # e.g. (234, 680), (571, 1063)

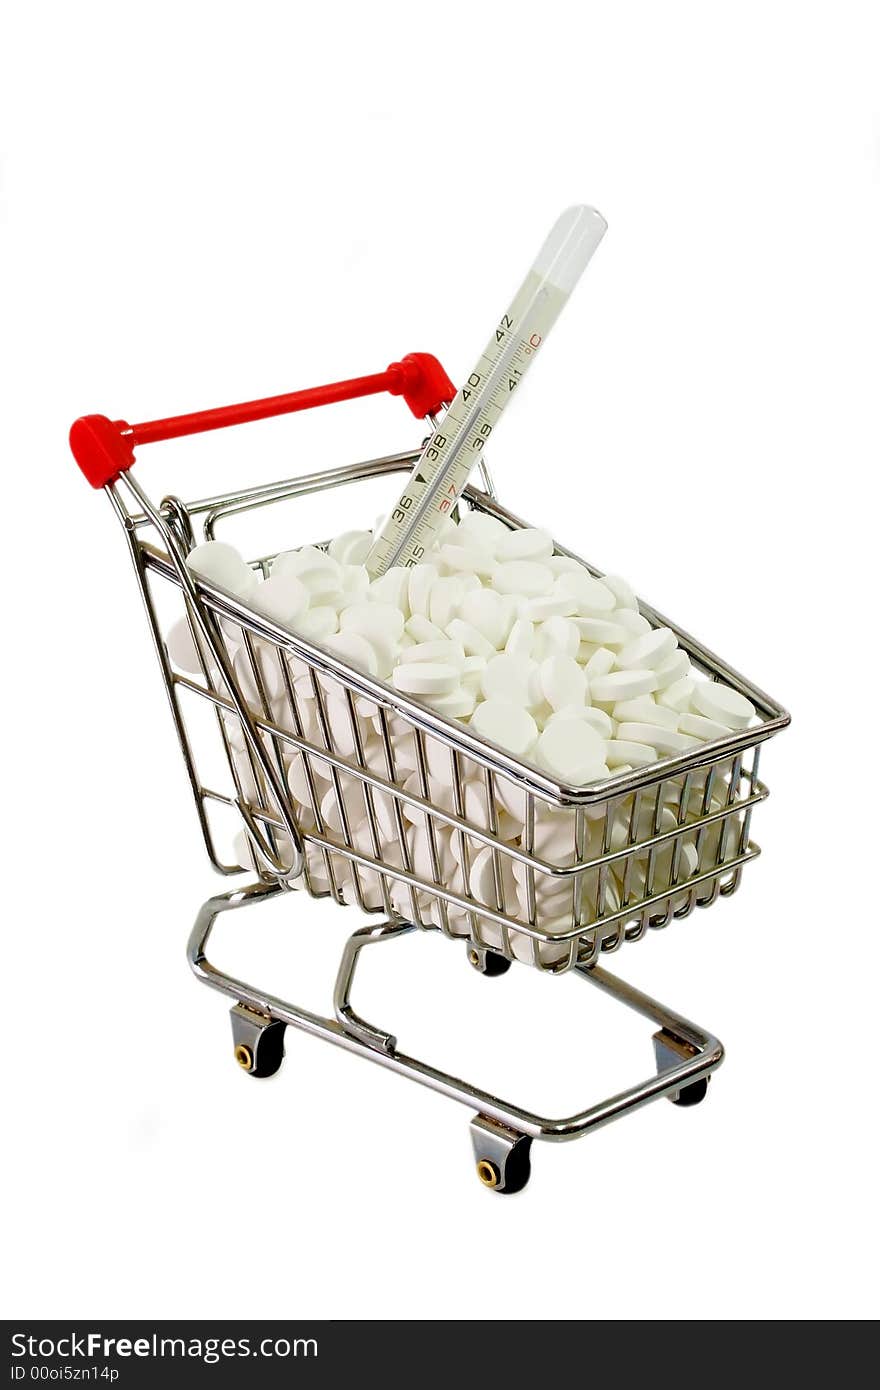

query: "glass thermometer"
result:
(366, 204), (607, 575)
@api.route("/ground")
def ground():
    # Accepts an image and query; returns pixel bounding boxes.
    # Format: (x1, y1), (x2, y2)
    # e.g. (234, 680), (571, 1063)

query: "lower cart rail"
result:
(189, 880), (724, 1192)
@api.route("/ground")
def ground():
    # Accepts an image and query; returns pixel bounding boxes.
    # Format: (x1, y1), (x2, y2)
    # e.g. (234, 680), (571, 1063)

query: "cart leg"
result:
(230, 1002), (287, 1078)
(652, 1027), (710, 1107)
(466, 944), (512, 977)
(470, 1115), (532, 1194)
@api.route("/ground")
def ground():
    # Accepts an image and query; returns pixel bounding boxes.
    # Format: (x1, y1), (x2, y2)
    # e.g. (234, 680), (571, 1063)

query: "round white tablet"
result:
(590, 669), (659, 702)
(437, 543), (496, 578)
(601, 573), (638, 610)
(653, 648), (691, 689)
(505, 617), (535, 659)
(322, 631), (379, 677)
(446, 617), (496, 659)
(496, 526), (554, 563)
(584, 646), (616, 678)
(368, 566), (410, 613)
(536, 719), (606, 783)
(481, 653), (540, 706)
(456, 511), (509, 551)
(340, 601), (405, 644)
(391, 662), (460, 696)
(614, 609), (651, 638)
(407, 563), (439, 618)
(526, 593), (578, 620)
(470, 700), (538, 757)
(428, 576), (466, 630)
(575, 617), (629, 645)
(616, 626), (677, 671)
(492, 560), (554, 597)
(554, 571), (616, 614)
(293, 606), (339, 641)
(328, 530), (372, 566)
(458, 587), (512, 648)
(658, 676), (695, 712)
(251, 573), (310, 627)
(165, 617), (202, 674)
(678, 711), (734, 742)
(540, 654), (587, 711)
(398, 638), (465, 667)
(605, 739), (658, 767)
(422, 685), (477, 719)
(406, 614), (444, 644)
(537, 615), (580, 659)
(615, 722), (699, 757)
(273, 545), (339, 589)
(692, 681), (755, 729)
(186, 541), (257, 596)
(612, 696), (679, 729)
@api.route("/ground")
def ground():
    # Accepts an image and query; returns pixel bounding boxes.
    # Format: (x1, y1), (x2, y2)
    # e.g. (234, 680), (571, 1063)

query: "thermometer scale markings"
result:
(366, 207), (607, 575)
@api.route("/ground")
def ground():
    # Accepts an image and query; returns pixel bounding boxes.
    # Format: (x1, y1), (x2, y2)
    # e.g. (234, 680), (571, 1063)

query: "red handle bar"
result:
(70, 352), (455, 489)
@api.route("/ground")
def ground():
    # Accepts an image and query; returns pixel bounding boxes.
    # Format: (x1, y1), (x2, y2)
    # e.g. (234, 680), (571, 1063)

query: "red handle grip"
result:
(70, 351), (455, 489)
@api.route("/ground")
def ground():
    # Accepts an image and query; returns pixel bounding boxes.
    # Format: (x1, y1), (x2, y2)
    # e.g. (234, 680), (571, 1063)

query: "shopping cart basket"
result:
(71, 353), (790, 1193)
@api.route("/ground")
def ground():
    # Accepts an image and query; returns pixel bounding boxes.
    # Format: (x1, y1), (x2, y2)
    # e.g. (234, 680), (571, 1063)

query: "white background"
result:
(2, 0), (878, 1322)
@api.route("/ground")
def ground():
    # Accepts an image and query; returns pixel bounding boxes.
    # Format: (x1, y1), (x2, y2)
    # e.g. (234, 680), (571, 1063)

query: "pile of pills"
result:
(170, 510), (757, 964)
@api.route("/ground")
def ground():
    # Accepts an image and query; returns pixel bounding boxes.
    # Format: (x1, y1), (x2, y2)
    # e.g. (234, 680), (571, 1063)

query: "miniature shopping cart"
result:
(71, 354), (789, 1194)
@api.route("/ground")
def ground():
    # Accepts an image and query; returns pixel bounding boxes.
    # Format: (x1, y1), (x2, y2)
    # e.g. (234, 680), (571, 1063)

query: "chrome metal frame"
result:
(103, 436), (788, 1190)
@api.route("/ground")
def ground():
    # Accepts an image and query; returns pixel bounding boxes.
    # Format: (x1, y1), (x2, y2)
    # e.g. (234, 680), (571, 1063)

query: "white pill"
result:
(233, 646), (284, 704)
(616, 723), (699, 757)
(540, 654), (587, 711)
(678, 711), (733, 742)
(584, 646), (616, 678)
(391, 662), (460, 696)
(406, 614), (444, 644)
(250, 573), (310, 628)
(437, 543), (495, 578)
(526, 593), (578, 620)
(505, 617), (535, 659)
(653, 648), (691, 689)
(481, 653), (540, 706)
(407, 563), (439, 618)
(340, 601), (405, 643)
(612, 696), (679, 729)
(575, 617), (629, 646)
(614, 609), (651, 638)
(429, 576), (465, 629)
(536, 719), (606, 783)
(492, 560), (554, 597)
(328, 530), (372, 566)
(368, 566), (410, 613)
(555, 571), (616, 614)
(544, 703), (614, 739)
(273, 544), (338, 587)
(546, 555), (583, 575)
(293, 606), (339, 641)
(339, 564), (370, 602)
(461, 655), (487, 682)
(459, 587), (511, 648)
(453, 511), (504, 549)
(320, 630), (380, 678)
(422, 685), (476, 719)
(446, 617), (496, 659)
(496, 526), (554, 563)
(601, 573), (638, 610)
(398, 639), (465, 668)
(658, 676), (695, 712)
(590, 669), (659, 701)
(537, 616), (581, 659)
(165, 617), (202, 674)
(616, 626), (677, 671)
(186, 541), (257, 596)
(470, 700), (538, 757)
(692, 681), (755, 729)
(605, 739), (658, 767)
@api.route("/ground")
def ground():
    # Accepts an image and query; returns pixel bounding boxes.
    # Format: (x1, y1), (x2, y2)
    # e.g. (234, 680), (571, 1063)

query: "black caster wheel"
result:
(471, 1116), (532, 1194)
(230, 1004), (286, 1078)
(467, 945), (512, 977)
(669, 1076), (709, 1107)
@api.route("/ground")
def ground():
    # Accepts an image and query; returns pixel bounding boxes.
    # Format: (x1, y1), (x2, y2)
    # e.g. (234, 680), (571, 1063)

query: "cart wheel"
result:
(669, 1076), (710, 1107)
(467, 945), (511, 977)
(230, 1004), (286, 1079)
(470, 1116), (532, 1194)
